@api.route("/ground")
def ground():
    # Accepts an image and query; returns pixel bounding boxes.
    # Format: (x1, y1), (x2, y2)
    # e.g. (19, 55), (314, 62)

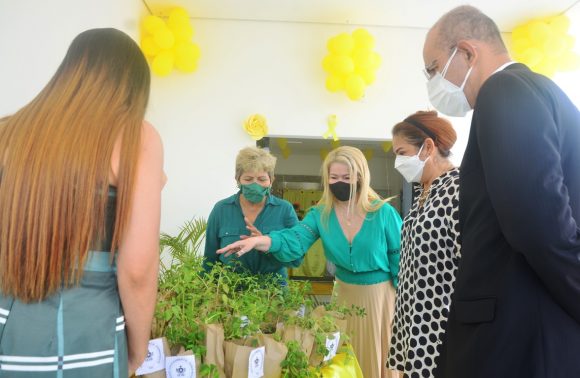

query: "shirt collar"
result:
(492, 61), (517, 75)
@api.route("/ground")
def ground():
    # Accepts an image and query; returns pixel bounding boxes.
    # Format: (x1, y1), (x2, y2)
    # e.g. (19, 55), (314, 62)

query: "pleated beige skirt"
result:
(333, 278), (397, 378)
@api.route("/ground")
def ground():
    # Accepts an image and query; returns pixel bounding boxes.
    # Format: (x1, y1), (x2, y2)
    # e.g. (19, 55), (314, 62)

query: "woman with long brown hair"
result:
(0, 28), (165, 377)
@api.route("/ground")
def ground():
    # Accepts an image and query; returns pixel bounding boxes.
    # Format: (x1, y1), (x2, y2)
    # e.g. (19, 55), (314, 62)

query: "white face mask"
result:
(394, 144), (430, 183)
(427, 47), (473, 117)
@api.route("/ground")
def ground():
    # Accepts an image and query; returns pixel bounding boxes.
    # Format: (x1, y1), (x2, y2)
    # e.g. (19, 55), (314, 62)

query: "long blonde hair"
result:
(0, 28), (150, 302)
(318, 146), (385, 224)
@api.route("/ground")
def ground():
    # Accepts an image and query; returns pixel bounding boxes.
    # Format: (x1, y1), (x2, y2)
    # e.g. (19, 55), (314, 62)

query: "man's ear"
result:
(457, 40), (478, 66)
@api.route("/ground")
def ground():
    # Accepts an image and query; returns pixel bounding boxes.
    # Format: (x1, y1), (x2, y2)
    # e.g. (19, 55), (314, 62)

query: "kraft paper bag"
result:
(203, 323), (226, 378)
(258, 334), (288, 378)
(224, 339), (265, 378)
(282, 325), (314, 357)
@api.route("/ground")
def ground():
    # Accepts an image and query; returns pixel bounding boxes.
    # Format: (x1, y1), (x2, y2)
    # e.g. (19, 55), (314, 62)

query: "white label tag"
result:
(240, 315), (250, 328)
(323, 332), (340, 362)
(247, 346), (265, 378)
(135, 338), (166, 375)
(165, 354), (196, 378)
(297, 304), (306, 318)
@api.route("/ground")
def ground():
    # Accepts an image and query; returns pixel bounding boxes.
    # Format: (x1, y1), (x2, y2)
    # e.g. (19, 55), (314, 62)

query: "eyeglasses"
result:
(422, 46), (458, 80)
(422, 61), (438, 80)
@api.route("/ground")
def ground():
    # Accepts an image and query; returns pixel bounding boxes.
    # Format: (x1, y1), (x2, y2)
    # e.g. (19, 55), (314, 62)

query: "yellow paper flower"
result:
(243, 114), (268, 141)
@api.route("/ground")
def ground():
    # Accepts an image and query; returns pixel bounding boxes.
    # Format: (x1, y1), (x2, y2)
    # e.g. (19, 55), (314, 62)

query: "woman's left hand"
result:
(217, 235), (272, 257)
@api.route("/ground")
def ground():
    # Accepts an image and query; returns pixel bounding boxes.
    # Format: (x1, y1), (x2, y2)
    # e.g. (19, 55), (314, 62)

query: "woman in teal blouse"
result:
(218, 146), (403, 378)
(204, 146), (302, 279)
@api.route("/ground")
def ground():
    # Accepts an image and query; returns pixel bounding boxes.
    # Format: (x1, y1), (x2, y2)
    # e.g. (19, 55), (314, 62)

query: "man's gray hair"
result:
(434, 5), (507, 53)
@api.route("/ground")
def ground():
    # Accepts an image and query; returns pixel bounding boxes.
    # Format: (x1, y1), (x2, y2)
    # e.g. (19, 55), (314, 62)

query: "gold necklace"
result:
(418, 186), (431, 208)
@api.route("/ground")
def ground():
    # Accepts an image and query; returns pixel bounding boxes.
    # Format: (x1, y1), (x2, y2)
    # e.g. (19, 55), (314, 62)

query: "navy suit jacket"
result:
(435, 63), (580, 378)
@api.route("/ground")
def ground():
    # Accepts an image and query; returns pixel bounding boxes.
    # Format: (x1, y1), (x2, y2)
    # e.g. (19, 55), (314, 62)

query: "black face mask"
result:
(329, 181), (353, 202)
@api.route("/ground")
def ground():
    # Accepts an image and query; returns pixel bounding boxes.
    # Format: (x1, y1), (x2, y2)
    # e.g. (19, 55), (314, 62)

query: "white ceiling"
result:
(146, 0), (580, 32)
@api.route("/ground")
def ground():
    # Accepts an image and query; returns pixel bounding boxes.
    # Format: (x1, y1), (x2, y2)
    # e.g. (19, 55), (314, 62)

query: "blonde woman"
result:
(218, 146), (402, 378)
(204, 146), (301, 279)
(0, 29), (165, 377)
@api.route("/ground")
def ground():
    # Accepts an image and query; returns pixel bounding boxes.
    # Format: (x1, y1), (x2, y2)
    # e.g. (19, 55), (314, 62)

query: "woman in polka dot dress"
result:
(387, 111), (461, 378)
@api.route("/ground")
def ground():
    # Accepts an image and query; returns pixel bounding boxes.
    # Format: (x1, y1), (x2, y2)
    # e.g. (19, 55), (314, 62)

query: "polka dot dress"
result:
(388, 168), (461, 378)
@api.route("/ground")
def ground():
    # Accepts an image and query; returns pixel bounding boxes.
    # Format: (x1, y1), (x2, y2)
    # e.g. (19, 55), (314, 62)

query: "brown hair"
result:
(0, 28), (150, 302)
(392, 110), (457, 157)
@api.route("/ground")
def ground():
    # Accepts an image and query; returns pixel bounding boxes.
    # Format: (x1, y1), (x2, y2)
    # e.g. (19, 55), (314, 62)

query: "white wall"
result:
(14, 1), (580, 236)
(145, 19), (474, 234)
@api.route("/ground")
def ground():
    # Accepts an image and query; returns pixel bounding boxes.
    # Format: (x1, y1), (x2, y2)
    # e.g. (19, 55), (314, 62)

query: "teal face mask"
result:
(240, 182), (270, 203)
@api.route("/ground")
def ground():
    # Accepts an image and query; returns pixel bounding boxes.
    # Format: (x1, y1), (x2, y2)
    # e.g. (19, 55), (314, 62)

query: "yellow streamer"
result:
(281, 147), (292, 159)
(381, 141), (392, 152)
(323, 115), (339, 141)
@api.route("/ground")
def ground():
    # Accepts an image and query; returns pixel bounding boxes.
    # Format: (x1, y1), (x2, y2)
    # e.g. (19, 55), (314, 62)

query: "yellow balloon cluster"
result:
(511, 14), (580, 77)
(140, 7), (201, 77)
(322, 29), (382, 101)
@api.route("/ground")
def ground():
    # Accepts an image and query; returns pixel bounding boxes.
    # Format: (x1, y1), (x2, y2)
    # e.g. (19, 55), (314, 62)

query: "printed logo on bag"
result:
(297, 304), (306, 318)
(248, 346), (265, 378)
(324, 332), (341, 362)
(135, 338), (166, 375)
(166, 355), (196, 378)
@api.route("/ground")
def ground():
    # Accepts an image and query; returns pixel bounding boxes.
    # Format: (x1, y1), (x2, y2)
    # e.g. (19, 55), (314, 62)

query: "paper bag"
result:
(203, 323), (226, 378)
(257, 334), (288, 378)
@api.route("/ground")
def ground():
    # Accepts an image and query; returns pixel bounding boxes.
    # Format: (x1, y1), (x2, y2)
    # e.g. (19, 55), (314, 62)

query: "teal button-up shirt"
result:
(204, 192), (301, 278)
(269, 202), (402, 286)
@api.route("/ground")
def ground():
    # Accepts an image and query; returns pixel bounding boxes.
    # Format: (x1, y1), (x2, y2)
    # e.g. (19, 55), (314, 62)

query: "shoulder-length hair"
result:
(0, 28), (151, 302)
(318, 146), (386, 224)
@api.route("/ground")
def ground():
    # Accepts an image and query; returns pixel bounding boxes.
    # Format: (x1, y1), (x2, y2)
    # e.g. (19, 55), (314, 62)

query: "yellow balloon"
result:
(544, 37), (566, 57)
(142, 15), (165, 35)
(328, 33), (354, 55)
(528, 21), (552, 44)
(511, 24), (530, 41)
(352, 49), (373, 71)
(510, 37), (531, 55)
(171, 23), (194, 42)
(326, 75), (345, 92)
(345, 74), (365, 100)
(322, 55), (334, 72)
(547, 14), (570, 35)
(352, 28), (375, 51)
(154, 27), (175, 50)
(534, 59), (556, 77)
(152, 51), (174, 76)
(174, 42), (200, 72)
(356, 69), (376, 85)
(519, 47), (544, 68)
(564, 34), (576, 50)
(141, 36), (160, 57)
(329, 55), (355, 76)
(168, 7), (190, 29)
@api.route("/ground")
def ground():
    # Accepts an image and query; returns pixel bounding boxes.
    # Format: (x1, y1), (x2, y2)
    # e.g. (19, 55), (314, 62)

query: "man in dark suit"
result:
(422, 5), (580, 378)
